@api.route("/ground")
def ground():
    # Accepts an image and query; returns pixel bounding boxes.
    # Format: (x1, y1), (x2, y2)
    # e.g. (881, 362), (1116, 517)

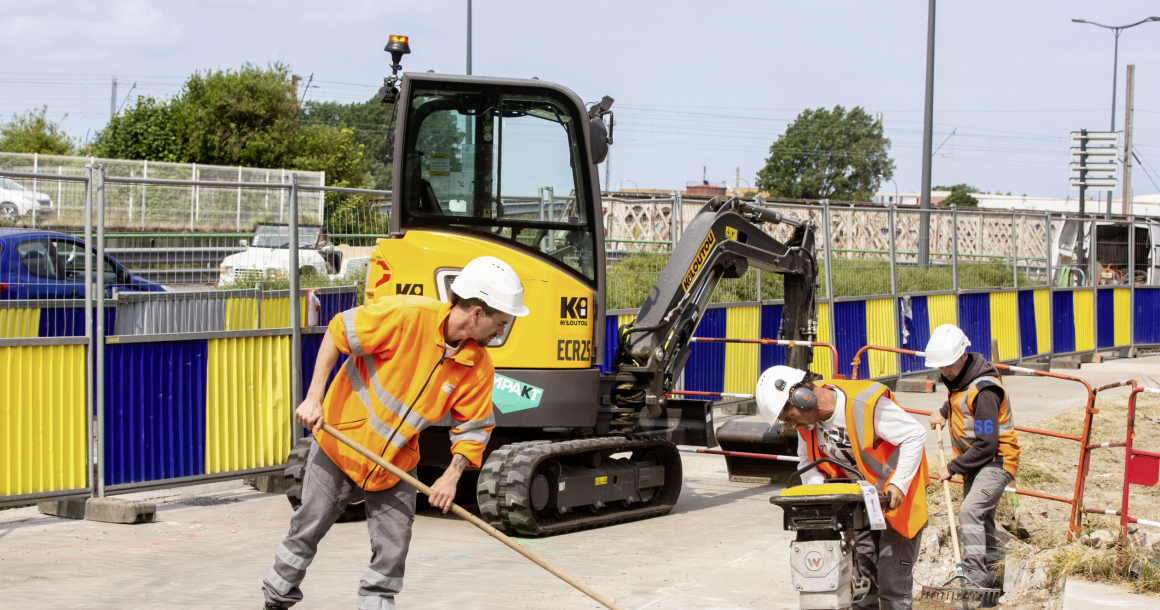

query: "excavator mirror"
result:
(587, 96), (614, 165)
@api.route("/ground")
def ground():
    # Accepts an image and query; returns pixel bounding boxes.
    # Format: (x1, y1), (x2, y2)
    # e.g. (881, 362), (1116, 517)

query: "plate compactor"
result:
(770, 459), (887, 610)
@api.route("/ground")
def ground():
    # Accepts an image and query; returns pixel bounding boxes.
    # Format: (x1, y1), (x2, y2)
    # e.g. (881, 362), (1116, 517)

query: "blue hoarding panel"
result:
(104, 339), (207, 485)
(899, 296), (930, 373)
(1135, 288), (1160, 345)
(1096, 289), (1115, 349)
(831, 301), (867, 379)
(683, 308), (726, 396)
(600, 315), (620, 374)
(38, 305), (115, 338)
(759, 303), (786, 371)
(318, 291), (356, 325)
(958, 293), (992, 361)
(1017, 290), (1038, 357)
(1053, 291), (1076, 353)
(301, 333), (343, 399)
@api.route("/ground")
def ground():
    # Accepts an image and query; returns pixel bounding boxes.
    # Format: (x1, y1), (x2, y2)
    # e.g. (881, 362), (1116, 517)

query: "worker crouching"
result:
(925, 324), (1019, 596)
(262, 257), (530, 610)
(757, 365), (930, 610)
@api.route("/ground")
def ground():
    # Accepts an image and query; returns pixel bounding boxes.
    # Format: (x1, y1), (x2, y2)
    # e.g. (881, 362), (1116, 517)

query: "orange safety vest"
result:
(947, 376), (1020, 479)
(317, 295), (496, 491)
(800, 379), (930, 539)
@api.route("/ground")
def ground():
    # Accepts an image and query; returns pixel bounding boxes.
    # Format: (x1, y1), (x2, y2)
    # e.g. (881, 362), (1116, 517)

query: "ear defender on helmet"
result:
(773, 378), (817, 410)
(790, 385), (817, 410)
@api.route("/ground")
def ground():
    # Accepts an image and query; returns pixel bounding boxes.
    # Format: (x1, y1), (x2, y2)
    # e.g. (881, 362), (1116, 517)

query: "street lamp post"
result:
(1072, 16), (1160, 214)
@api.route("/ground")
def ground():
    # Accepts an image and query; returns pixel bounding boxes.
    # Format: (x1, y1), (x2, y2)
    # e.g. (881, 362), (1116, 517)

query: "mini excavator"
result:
(286, 36), (818, 534)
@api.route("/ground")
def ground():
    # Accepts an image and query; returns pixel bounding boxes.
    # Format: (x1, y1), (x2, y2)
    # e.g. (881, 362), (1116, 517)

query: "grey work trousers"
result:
(960, 467), (1012, 588)
(263, 442), (418, 609)
(854, 522), (924, 610)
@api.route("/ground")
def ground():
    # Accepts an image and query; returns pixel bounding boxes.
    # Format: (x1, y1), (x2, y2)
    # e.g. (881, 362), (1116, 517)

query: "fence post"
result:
(190, 162), (196, 231)
(1089, 218), (1098, 352)
(888, 204), (901, 379)
(57, 164), (63, 221)
(1046, 212), (1054, 353)
(141, 159), (148, 231)
(32, 153), (37, 229)
(1128, 215), (1136, 355)
(290, 174), (303, 444)
(951, 205), (959, 292)
(1012, 211), (1019, 291)
(821, 200), (837, 361)
(95, 165), (107, 498)
(84, 164), (95, 496)
(236, 166), (243, 231)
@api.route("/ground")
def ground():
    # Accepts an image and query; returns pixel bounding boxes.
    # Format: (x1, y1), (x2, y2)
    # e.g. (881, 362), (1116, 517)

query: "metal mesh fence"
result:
(893, 208), (954, 293)
(0, 152), (324, 231)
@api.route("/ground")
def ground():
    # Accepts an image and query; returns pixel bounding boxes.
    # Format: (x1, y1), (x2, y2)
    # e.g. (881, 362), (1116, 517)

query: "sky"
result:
(2, 0), (1159, 200)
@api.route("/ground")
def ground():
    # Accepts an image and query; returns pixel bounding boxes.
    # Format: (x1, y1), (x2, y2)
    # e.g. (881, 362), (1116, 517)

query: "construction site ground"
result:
(3, 354), (1160, 609)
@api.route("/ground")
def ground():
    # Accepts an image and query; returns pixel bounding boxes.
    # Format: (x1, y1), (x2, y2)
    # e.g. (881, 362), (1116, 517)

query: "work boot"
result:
(263, 603), (289, 610)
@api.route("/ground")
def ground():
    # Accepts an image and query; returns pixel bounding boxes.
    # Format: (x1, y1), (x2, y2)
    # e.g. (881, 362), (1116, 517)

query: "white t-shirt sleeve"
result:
(796, 429), (826, 486)
(872, 397), (927, 496)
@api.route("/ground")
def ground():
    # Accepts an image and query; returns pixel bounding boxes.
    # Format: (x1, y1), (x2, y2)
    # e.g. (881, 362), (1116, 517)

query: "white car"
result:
(218, 225), (339, 286)
(0, 178), (54, 222)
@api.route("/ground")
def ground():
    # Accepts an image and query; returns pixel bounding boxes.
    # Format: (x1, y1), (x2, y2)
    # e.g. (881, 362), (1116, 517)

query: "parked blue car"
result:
(0, 228), (169, 299)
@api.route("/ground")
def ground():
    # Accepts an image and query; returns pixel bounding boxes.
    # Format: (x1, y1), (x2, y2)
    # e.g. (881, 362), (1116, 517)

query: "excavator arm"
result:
(608, 197), (818, 420)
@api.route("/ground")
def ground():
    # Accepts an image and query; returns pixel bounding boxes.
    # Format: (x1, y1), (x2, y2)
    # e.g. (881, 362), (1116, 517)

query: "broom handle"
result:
(320, 423), (627, 610)
(935, 423), (962, 565)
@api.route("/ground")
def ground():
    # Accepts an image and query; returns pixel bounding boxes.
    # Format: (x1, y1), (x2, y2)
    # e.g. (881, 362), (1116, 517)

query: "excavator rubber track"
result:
(476, 436), (683, 536)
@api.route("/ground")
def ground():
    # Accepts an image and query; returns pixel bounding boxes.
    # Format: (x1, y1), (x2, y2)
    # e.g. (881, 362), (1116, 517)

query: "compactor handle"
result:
(788, 457), (864, 487)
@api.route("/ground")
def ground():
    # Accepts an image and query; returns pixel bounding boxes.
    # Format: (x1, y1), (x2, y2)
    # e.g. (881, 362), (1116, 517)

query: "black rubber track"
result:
(284, 436), (366, 522)
(476, 436), (683, 536)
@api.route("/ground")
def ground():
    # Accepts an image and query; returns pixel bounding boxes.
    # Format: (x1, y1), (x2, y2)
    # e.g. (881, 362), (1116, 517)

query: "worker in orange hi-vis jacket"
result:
(262, 256), (530, 610)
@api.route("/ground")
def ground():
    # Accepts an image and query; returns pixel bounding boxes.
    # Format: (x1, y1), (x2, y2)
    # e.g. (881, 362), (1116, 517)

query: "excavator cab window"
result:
(401, 85), (596, 282)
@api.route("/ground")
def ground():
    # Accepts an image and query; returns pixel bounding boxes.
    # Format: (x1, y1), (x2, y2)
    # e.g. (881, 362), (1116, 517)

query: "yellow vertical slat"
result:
(258, 296), (307, 329)
(1034, 289), (1051, 355)
(0, 344), (86, 496)
(1073, 290), (1094, 352)
(205, 335), (291, 473)
(724, 306), (760, 394)
(0, 307), (41, 338)
(811, 302), (832, 377)
(988, 291), (1019, 361)
(926, 294), (958, 331)
(225, 297), (258, 330)
(1114, 288), (1131, 347)
(865, 298), (898, 377)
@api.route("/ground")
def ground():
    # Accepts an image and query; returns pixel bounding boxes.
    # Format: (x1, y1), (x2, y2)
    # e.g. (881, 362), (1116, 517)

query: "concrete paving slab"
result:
(0, 455), (802, 609)
(1062, 578), (1160, 610)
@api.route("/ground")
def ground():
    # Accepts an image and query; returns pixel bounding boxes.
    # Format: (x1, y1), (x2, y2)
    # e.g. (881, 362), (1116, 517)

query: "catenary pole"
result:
(918, 0), (937, 267)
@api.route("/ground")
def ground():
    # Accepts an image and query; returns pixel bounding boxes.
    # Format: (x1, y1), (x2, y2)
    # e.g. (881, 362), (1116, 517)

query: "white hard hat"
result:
(450, 256), (530, 317)
(924, 324), (970, 367)
(755, 365), (807, 424)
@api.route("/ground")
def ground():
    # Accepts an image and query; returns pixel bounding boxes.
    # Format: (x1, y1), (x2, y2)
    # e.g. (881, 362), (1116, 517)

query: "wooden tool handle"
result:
(935, 423), (962, 564)
(320, 423), (627, 610)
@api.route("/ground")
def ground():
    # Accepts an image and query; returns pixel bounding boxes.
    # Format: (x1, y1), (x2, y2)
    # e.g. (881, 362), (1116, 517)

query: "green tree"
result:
(0, 106), (77, 155)
(305, 98), (396, 189)
(934, 183), (979, 207)
(756, 106), (894, 201)
(90, 63), (364, 187)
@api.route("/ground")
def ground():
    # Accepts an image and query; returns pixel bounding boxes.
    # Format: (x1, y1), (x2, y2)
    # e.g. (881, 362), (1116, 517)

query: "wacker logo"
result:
(559, 297), (588, 326)
(680, 230), (716, 292)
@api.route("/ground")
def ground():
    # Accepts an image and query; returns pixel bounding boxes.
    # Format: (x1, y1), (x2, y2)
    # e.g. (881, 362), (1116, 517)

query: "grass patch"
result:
(1016, 465), (1060, 488)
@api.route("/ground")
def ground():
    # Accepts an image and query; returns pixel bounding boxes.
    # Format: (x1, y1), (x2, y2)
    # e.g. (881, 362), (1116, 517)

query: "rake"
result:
(919, 423), (1002, 609)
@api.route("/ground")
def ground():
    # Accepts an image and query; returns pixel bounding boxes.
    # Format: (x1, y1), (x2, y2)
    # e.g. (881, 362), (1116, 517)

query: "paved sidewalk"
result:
(1062, 578), (1160, 610)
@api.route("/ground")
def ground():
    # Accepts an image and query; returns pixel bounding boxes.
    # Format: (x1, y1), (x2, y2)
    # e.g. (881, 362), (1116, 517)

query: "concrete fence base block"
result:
(1051, 359), (1082, 370)
(84, 498), (156, 524)
(38, 498), (88, 520)
(896, 378), (937, 393)
(244, 474), (287, 494)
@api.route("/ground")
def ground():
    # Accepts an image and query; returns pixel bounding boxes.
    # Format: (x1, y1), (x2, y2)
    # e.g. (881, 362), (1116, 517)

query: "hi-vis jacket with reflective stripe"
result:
(800, 380), (930, 539)
(948, 376), (1020, 479)
(316, 295), (496, 492)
